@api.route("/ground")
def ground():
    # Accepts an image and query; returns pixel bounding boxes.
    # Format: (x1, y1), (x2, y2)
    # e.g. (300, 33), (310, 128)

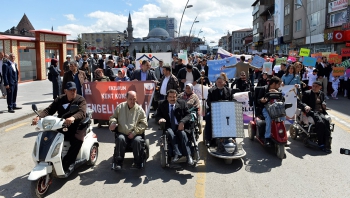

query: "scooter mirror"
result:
(69, 105), (79, 114)
(32, 104), (38, 112)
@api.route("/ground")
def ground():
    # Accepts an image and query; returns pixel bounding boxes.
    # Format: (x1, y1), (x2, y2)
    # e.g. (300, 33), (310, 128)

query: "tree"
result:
(77, 34), (84, 54)
(141, 46), (145, 53)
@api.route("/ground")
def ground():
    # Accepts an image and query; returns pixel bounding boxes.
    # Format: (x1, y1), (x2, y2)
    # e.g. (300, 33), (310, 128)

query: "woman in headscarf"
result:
(49, 58), (62, 99)
(177, 83), (200, 110)
(93, 68), (110, 82)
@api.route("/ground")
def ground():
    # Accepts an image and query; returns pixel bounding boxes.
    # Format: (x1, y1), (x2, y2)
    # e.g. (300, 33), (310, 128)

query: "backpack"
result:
(48, 67), (53, 81)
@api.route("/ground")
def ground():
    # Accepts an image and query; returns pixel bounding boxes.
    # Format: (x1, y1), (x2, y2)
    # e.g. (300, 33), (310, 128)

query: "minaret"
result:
(127, 12), (133, 42)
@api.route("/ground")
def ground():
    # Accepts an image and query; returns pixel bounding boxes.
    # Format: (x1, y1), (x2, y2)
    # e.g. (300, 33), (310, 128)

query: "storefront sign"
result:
(274, 38), (279, 45)
(342, 22), (350, 30)
(299, 48), (310, 57)
(84, 81), (155, 120)
(347, 43), (350, 46)
(332, 67), (345, 76)
(328, 0), (348, 13)
(329, 54), (342, 64)
(341, 48), (350, 56)
(303, 57), (317, 67)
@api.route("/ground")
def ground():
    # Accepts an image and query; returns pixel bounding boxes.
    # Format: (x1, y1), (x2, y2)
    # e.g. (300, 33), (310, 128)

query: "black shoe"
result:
(112, 162), (123, 171)
(131, 162), (144, 169)
(8, 109), (15, 113)
(13, 107), (22, 110)
(172, 155), (181, 162)
(64, 164), (75, 175)
(264, 138), (271, 147)
(187, 155), (194, 165)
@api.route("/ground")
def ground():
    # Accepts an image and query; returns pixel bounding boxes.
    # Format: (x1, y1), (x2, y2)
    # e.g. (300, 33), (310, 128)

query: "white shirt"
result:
(185, 71), (194, 83)
(0, 60), (3, 74)
(331, 78), (340, 87)
(168, 103), (178, 124)
(9, 61), (16, 72)
(307, 73), (318, 86)
(160, 75), (170, 95)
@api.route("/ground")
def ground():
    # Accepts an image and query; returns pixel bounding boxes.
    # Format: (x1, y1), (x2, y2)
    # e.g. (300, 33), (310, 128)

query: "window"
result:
(295, 0), (302, 9)
(295, 19), (302, 32)
(311, 11), (320, 27)
(167, 45), (170, 50)
(284, 25), (290, 35)
(285, 4), (290, 16)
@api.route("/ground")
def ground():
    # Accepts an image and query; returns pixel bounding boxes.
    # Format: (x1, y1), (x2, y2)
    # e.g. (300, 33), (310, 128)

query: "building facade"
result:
(149, 17), (177, 38)
(231, 28), (253, 53)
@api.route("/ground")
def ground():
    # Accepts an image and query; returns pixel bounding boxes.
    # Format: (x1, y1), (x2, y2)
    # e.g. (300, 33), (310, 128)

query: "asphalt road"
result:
(1, 109), (350, 198)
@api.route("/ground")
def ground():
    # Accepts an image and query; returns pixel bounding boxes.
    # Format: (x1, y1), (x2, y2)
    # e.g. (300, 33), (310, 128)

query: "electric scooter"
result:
(28, 104), (99, 198)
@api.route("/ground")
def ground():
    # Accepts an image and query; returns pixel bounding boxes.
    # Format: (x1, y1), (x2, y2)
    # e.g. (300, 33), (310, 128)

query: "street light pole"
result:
(295, 2), (312, 52)
(197, 29), (203, 38)
(188, 16), (199, 52)
(177, 0), (193, 52)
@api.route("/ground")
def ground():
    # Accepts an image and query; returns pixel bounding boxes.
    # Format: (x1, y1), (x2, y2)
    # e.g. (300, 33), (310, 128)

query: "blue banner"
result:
(303, 57), (317, 67)
(208, 57), (237, 82)
(251, 55), (265, 68)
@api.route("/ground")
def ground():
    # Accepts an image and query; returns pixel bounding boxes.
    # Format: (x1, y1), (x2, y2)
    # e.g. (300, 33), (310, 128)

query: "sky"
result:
(1, 0), (254, 46)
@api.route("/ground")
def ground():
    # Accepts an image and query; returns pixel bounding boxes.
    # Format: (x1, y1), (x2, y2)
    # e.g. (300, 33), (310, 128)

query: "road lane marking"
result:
(5, 122), (29, 132)
(195, 122), (206, 198)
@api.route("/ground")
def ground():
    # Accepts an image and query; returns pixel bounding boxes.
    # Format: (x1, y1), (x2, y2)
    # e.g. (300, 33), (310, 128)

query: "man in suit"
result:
(154, 59), (165, 80)
(298, 81), (331, 153)
(177, 65), (201, 91)
(104, 60), (116, 81)
(130, 60), (157, 81)
(196, 59), (208, 77)
(0, 52), (7, 99)
(175, 58), (185, 76)
(204, 76), (236, 146)
(99, 54), (107, 71)
(2, 53), (22, 113)
(224, 55), (259, 78)
(156, 89), (193, 165)
(158, 66), (180, 99)
(316, 57), (329, 99)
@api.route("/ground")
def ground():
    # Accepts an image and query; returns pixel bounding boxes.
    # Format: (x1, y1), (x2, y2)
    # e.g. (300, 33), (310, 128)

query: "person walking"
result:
(49, 59), (62, 99)
(0, 52), (7, 99)
(62, 61), (87, 95)
(2, 53), (22, 113)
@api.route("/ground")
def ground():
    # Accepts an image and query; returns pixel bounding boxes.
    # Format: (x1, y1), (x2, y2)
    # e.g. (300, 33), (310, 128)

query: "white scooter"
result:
(28, 104), (99, 198)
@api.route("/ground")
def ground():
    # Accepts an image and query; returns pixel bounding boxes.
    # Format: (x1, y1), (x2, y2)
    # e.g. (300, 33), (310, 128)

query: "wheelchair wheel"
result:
(145, 139), (150, 160)
(160, 146), (166, 168)
(289, 125), (297, 140)
(248, 122), (255, 140)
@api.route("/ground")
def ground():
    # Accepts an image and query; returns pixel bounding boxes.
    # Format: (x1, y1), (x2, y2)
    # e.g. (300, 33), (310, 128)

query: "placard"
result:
(346, 68), (350, 77)
(251, 55), (265, 68)
(275, 57), (287, 65)
(311, 53), (322, 60)
(287, 56), (296, 62)
(289, 50), (298, 57)
(321, 52), (332, 59)
(328, 54), (342, 64)
(303, 57), (317, 67)
(299, 48), (310, 57)
(207, 56), (237, 81)
(263, 62), (273, 75)
(341, 48), (350, 56)
(332, 67), (345, 76)
(340, 60), (350, 67)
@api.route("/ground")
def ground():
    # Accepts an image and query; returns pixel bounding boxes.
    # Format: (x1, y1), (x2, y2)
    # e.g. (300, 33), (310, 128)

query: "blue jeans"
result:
(262, 108), (285, 138)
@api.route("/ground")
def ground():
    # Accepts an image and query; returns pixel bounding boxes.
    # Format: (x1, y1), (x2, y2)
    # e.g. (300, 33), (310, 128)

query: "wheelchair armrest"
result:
(285, 103), (293, 109)
(159, 122), (166, 131)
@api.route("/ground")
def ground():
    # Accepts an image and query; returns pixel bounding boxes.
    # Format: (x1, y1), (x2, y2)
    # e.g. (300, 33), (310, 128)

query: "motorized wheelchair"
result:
(289, 108), (334, 148)
(110, 129), (150, 170)
(159, 106), (201, 168)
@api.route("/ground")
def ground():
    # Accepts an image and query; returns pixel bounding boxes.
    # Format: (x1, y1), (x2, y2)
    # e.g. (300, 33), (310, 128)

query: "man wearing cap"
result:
(63, 55), (71, 73)
(196, 59), (208, 77)
(297, 81), (332, 153)
(177, 64), (201, 91)
(32, 81), (87, 174)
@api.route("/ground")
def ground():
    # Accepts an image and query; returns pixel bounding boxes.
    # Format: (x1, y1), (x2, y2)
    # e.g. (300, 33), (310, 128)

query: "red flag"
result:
(333, 31), (344, 42)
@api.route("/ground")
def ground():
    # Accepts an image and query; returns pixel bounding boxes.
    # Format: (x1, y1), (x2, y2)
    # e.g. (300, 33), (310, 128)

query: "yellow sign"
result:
(333, 67), (345, 77)
(299, 48), (310, 57)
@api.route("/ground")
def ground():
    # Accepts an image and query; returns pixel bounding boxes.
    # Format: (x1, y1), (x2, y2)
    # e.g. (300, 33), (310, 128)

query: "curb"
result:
(0, 111), (37, 128)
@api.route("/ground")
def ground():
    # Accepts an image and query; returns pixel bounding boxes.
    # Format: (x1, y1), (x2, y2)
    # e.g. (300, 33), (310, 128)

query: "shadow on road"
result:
(0, 173), (30, 198)
(286, 137), (328, 159)
(22, 100), (53, 106)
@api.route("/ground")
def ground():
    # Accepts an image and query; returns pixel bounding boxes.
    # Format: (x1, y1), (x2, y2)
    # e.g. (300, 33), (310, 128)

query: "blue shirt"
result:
(115, 76), (130, 81)
(282, 74), (300, 85)
(73, 73), (82, 95)
(141, 71), (147, 81)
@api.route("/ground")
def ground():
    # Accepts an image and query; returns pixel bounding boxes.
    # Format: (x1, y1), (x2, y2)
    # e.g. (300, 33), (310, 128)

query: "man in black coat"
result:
(204, 76), (236, 146)
(104, 60), (115, 81)
(99, 54), (107, 70)
(130, 60), (157, 81)
(316, 58), (329, 99)
(177, 65), (201, 91)
(297, 81), (331, 153)
(49, 59), (62, 99)
(196, 59), (209, 77)
(156, 89), (194, 165)
(175, 58), (185, 76)
(277, 63), (286, 78)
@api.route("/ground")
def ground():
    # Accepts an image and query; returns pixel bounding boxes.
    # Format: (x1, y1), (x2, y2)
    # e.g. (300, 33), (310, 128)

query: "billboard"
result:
(328, 0), (348, 13)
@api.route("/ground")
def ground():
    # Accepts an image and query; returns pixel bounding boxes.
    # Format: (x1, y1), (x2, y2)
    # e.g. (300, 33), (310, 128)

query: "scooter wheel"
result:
(224, 159), (233, 164)
(289, 125), (297, 140)
(160, 146), (167, 168)
(87, 144), (98, 166)
(31, 175), (51, 198)
(275, 144), (285, 159)
(248, 123), (255, 140)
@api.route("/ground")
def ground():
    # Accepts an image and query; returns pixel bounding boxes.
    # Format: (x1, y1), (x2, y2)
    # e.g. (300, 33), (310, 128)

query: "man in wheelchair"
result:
(297, 81), (332, 153)
(155, 89), (194, 165)
(109, 91), (148, 170)
(256, 76), (285, 146)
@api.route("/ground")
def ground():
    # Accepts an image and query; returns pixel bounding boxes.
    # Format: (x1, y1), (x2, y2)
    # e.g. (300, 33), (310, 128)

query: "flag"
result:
(333, 31), (344, 42)
(216, 48), (233, 59)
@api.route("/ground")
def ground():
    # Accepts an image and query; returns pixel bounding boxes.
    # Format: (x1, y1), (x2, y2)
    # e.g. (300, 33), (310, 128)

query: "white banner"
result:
(280, 85), (298, 119)
(135, 53), (172, 69)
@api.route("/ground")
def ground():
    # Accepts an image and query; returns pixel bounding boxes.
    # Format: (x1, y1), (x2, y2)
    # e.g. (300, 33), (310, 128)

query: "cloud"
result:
(64, 14), (77, 21)
(57, 0), (254, 47)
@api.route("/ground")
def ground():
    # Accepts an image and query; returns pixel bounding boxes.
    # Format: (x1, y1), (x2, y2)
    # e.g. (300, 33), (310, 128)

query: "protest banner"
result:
(280, 85), (298, 119)
(303, 57), (317, 67)
(275, 57), (287, 65)
(136, 52), (172, 69)
(339, 59), (350, 67)
(263, 62), (273, 75)
(346, 68), (350, 77)
(328, 54), (342, 64)
(233, 92), (254, 123)
(83, 81), (155, 120)
(251, 55), (265, 68)
(287, 56), (297, 62)
(311, 53), (322, 60)
(193, 84), (210, 117)
(321, 52), (332, 59)
(289, 50), (298, 57)
(341, 48), (350, 57)
(178, 52), (188, 65)
(299, 48), (310, 57)
(207, 56), (237, 81)
(332, 67), (345, 76)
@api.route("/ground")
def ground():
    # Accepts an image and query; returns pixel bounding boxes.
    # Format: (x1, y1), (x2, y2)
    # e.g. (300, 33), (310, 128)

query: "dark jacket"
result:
(159, 74), (180, 93)
(155, 99), (191, 130)
(176, 67), (201, 90)
(49, 65), (62, 99)
(231, 78), (251, 92)
(62, 70), (87, 94)
(300, 90), (327, 114)
(277, 70), (285, 78)
(207, 86), (234, 111)
(63, 61), (70, 73)
(175, 63), (186, 75)
(39, 94), (86, 136)
(316, 62), (326, 78)
(257, 78), (268, 86)
(98, 59), (106, 69)
(2, 61), (19, 87)
(196, 76), (211, 86)
(196, 64), (209, 77)
(130, 69), (157, 81)
(104, 67), (115, 81)
(91, 58), (99, 72)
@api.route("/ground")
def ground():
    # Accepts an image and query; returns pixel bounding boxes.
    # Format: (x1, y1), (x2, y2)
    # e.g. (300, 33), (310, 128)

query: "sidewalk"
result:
(0, 80), (53, 128)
